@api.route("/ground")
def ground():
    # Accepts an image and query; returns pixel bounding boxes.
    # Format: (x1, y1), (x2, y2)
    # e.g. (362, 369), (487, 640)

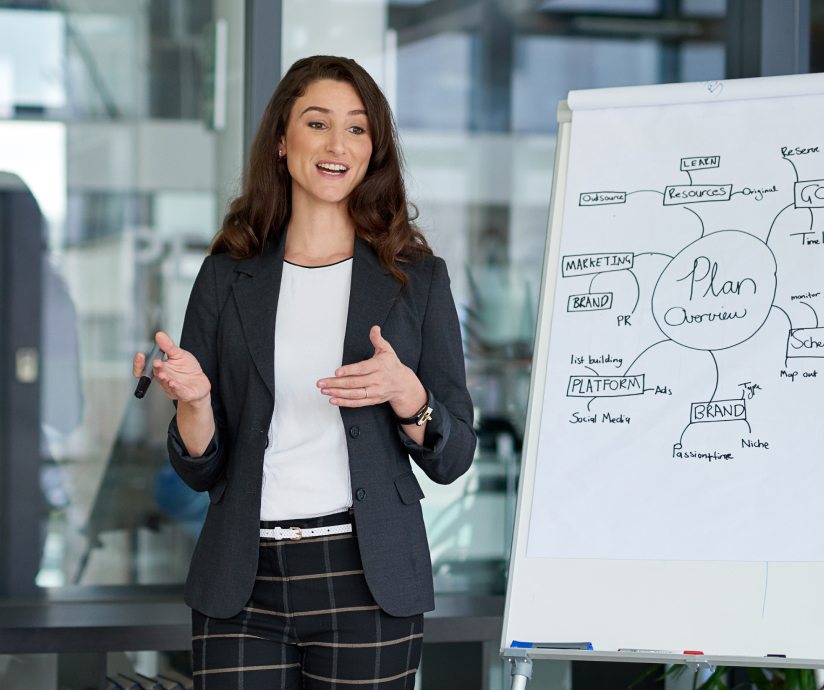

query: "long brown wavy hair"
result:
(211, 55), (431, 285)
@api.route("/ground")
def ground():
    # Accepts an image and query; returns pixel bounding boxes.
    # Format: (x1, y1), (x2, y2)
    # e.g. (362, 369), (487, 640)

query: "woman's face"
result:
(281, 79), (373, 210)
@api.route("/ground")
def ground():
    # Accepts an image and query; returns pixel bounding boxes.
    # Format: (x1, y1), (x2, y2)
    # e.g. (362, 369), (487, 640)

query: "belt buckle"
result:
(289, 526), (303, 541)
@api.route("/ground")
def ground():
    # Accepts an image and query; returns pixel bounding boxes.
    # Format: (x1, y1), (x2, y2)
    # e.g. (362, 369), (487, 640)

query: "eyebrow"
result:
(298, 106), (367, 117)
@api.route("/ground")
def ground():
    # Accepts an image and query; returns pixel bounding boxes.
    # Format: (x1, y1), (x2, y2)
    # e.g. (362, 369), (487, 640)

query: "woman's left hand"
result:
(317, 325), (427, 417)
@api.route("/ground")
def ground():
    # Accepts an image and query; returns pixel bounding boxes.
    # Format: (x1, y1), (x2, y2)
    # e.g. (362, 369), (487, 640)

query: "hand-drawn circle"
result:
(651, 230), (777, 350)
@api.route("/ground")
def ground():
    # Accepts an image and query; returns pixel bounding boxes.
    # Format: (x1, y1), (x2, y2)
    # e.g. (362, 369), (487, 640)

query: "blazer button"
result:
(355, 488), (367, 501)
(349, 425), (360, 438)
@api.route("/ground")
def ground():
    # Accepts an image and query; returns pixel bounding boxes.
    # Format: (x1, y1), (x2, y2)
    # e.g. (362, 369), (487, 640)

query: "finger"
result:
(154, 363), (183, 388)
(329, 395), (375, 408)
(321, 386), (383, 401)
(369, 325), (395, 354)
(166, 378), (194, 401)
(155, 331), (180, 357)
(153, 376), (178, 401)
(156, 373), (186, 400)
(319, 373), (378, 390)
(133, 352), (145, 378)
(328, 360), (379, 380)
(154, 367), (172, 388)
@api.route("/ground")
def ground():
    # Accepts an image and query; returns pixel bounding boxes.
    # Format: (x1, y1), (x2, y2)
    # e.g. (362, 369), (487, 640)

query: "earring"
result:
(278, 149), (286, 159)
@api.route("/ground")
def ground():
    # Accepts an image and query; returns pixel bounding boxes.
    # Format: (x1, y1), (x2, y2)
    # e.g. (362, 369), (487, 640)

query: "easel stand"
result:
(502, 648), (821, 689)
(504, 652), (720, 690)
(507, 649), (533, 690)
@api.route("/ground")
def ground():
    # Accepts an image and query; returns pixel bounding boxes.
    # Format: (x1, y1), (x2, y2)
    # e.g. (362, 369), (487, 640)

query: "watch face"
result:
(416, 406), (433, 426)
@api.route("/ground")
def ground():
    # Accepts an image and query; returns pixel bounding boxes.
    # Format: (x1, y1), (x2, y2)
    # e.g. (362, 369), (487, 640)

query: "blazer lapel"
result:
(342, 236), (402, 366)
(231, 232), (286, 400)
(230, 233), (400, 399)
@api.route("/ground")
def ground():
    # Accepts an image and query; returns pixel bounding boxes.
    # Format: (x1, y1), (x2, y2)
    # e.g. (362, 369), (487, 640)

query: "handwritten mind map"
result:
(528, 96), (824, 562)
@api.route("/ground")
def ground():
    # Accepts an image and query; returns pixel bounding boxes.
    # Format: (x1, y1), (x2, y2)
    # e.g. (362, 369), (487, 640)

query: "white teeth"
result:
(317, 162), (348, 172)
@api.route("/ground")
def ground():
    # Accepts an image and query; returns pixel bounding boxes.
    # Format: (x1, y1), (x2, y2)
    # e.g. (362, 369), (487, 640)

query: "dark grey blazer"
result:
(167, 232), (476, 619)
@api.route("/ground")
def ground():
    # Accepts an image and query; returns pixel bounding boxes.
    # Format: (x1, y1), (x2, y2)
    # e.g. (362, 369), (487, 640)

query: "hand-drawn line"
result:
(675, 422), (692, 449)
(626, 189), (665, 197)
(586, 396), (596, 412)
(567, 375), (645, 398)
(772, 305), (793, 367)
(782, 155), (800, 182)
(674, 416), (748, 445)
(765, 203), (795, 244)
(808, 207), (814, 231)
(685, 170), (693, 185)
(567, 292), (613, 312)
(635, 251), (674, 260)
(663, 183), (732, 206)
(588, 268), (637, 310)
(682, 206), (705, 238)
(652, 228), (778, 353)
(762, 561), (769, 618)
(675, 405), (749, 452)
(563, 252), (634, 278)
(771, 304), (793, 330)
(690, 399), (747, 426)
(799, 301), (819, 328)
(584, 365), (600, 375)
(708, 350), (718, 402)
(628, 269), (640, 314)
(623, 338), (670, 376)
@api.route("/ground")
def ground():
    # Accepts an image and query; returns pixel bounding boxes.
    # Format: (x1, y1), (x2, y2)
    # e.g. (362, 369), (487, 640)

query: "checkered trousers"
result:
(191, 510), (423, 689)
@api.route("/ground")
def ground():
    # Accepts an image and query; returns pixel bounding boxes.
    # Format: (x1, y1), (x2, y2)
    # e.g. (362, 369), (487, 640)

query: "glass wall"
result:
(0, 0), (728, 598)
(283, 0), (727, 598)
(0, 0), (245, 593)
(4, 2), (821, 687)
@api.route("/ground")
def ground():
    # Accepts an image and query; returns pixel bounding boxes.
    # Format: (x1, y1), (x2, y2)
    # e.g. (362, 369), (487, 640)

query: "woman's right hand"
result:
(132, 331), (211, 405)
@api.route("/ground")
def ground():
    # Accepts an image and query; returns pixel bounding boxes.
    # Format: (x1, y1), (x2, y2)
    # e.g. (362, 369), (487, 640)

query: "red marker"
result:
(683, 650), (704, 655)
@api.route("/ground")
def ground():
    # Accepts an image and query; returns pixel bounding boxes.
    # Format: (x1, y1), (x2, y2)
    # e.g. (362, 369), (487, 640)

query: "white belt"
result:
(259, 523), (353, 541)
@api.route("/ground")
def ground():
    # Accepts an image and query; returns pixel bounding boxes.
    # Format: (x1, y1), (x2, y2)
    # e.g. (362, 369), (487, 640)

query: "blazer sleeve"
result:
(166, 255), (228, 493)
(397, 256), (476, 484)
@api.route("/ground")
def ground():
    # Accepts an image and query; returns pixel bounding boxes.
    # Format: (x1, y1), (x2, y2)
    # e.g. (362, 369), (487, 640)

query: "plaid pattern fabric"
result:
(192, 511), (423, 689)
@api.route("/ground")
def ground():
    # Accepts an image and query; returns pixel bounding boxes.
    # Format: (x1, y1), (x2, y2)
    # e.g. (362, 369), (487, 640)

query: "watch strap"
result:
(395, 390), (434, 426)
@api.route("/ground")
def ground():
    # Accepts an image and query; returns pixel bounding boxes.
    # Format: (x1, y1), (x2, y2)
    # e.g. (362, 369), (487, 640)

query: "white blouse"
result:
(259, 257), (353, 520)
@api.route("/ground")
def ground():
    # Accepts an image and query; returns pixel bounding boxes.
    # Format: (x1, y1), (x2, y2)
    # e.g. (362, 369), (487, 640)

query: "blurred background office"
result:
(0, 1), (820, 688)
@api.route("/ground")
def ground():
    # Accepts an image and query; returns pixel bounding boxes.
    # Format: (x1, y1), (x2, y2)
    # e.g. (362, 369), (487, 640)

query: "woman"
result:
(133, 55), (475, 688)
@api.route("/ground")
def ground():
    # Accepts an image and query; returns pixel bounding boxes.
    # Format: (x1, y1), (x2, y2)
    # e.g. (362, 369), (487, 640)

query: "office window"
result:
(0, 0), (245, 594)
(0, 0), (726, 601)
(280, 0), (727, 599)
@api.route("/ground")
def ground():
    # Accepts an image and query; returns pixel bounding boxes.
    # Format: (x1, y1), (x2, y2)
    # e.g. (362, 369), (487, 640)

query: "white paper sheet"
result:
(527, 91), (824, 562)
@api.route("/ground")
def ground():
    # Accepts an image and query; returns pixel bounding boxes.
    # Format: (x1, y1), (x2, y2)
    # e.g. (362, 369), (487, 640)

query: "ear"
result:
(278, 135), (286, 158)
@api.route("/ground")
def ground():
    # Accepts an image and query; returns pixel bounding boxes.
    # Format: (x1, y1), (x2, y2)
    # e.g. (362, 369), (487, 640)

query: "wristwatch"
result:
(395, 390), (434, 426)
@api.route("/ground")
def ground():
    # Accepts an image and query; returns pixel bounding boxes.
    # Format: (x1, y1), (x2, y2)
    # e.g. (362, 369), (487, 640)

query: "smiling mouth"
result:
(316, 162), (350, 176)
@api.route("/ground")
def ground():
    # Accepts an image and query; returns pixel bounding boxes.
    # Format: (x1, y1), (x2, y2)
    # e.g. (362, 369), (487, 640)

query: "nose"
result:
(326, 128), (345, 155)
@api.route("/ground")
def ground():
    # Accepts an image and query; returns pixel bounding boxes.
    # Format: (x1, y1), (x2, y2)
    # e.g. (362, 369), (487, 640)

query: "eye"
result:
(348, 125), (367, 135)
(308, 121), (327, 130)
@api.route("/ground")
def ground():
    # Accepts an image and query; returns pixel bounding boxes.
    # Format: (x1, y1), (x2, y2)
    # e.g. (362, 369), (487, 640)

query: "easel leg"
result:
(509, 656), (533, 690)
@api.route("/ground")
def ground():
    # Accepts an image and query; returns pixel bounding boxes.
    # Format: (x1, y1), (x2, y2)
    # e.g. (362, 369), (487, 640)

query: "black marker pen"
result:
(134, 342), (164, 399)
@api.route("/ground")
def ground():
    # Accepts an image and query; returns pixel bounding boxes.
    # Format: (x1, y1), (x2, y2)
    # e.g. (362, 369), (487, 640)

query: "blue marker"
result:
(511, 641), (593, 650)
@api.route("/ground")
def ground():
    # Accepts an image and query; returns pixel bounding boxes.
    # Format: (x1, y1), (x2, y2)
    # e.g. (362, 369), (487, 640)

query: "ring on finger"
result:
(363, 387), (368, 399)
